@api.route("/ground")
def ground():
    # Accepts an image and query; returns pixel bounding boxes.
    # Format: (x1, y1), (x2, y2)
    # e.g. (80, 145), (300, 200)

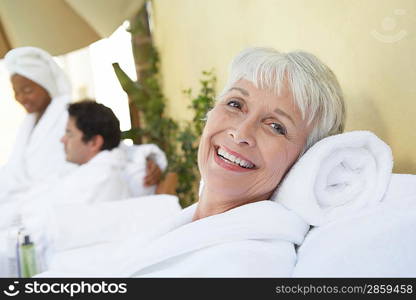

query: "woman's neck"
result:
(34, 108), (47, 124)
(192, 195), (231, 221)
(192, 188), (271, 222)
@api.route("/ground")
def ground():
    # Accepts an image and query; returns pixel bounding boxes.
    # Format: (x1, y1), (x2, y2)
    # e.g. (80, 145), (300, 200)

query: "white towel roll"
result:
(120, 143), (168, 197)
(271, 130), (393, 226)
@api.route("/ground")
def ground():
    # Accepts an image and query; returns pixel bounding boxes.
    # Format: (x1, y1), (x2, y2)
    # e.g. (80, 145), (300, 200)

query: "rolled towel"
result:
(271, 131), (393, 226)
(120, 143), (168, 197)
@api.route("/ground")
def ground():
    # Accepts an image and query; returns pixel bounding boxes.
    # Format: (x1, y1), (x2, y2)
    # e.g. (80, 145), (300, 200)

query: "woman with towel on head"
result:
(39, 47), (347, 277)
(0, 47), (74, 202)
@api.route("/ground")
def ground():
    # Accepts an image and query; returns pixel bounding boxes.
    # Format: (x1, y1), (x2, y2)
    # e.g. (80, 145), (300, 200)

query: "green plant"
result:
(113, 58), (177, 175)
(174, 70), (216, 207)
(113, 58), (216, 208)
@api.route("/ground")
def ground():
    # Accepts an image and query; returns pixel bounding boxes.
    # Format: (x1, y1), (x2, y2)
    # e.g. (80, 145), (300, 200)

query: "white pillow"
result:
(293, 174), (416, 277)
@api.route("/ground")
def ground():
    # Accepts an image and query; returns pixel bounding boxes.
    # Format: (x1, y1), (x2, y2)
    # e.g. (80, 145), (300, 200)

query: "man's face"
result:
(61, 117), (93, 165)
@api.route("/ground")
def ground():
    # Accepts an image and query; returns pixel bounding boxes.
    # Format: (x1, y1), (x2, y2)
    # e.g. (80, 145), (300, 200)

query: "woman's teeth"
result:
(217, 147), (255, 169)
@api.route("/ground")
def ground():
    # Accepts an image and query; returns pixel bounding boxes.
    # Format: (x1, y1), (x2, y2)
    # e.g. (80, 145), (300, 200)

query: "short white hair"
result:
(219, 47), (346, 151)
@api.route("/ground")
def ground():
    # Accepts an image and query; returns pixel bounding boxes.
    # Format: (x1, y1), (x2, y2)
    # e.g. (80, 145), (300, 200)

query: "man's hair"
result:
(68, 100), (121, 150)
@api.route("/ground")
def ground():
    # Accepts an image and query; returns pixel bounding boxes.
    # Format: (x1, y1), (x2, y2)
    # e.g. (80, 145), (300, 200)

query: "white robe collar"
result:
(78, 147), (128, 171)
(25, 95), (69, 156)
(112, 200), (309, 277)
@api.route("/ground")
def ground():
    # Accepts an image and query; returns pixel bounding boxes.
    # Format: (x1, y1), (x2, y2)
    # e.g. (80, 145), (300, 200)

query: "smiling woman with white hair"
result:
(194, 47), (345, 220)
(39, 47), (346, 278)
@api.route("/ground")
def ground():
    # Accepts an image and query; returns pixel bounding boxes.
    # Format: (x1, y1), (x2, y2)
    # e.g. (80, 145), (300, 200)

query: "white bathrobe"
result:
(0, 148), (130, 276)
(18, 148), (130, 227)
(0, 148), (129, 228)
(0, 47), (74, 202)
(41, 200), (309, 277)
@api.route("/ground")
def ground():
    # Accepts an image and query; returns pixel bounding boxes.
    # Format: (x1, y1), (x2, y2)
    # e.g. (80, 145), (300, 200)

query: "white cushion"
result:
(293, 174), (416, 277)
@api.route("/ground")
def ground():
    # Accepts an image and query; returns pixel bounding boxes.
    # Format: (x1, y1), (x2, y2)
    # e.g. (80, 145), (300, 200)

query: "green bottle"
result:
(19, 235), (38, 278)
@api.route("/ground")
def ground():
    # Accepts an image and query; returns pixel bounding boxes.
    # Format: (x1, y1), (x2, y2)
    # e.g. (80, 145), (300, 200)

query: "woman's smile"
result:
(213, 145), (257, 172)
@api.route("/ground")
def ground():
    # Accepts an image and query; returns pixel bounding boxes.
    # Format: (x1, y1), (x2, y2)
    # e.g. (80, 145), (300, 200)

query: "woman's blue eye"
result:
(227, 100), (242, 109)
(270, 123), (287, 135)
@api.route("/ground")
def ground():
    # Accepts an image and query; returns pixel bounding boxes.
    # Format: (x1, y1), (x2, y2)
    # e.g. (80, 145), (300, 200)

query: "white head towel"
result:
(271, 131), (393, 226)
(4, 46), (71, 98)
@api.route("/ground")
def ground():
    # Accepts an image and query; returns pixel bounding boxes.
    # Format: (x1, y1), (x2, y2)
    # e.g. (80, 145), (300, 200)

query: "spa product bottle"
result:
(19, 234), (38, 278)
(5, 227), (19, 277)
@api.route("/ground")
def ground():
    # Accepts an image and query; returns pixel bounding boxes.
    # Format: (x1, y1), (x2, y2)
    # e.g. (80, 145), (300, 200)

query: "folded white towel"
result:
(271, 131), (393, 226)
(120, 143), (168, 197)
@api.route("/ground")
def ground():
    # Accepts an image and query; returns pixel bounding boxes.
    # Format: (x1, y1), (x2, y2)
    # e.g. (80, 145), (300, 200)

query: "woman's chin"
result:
(24, 107), (37, 114)
(204, 177), (248, 196)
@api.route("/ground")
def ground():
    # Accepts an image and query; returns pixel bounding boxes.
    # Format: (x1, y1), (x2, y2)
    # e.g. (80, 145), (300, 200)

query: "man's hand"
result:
(144, 158), (162, 186)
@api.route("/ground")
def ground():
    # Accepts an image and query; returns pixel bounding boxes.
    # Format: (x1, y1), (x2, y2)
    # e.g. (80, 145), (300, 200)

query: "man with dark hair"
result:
(61, 100), (162, 184)
(62, 100), (122, 165)
(32, 99), (163, 207)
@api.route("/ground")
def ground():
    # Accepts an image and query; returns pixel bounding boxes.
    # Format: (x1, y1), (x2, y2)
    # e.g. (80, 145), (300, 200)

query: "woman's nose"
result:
(227, 120), (256, 147)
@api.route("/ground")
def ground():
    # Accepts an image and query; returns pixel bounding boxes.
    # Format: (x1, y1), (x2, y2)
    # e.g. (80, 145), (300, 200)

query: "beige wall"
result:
(152, 0), (415, 173)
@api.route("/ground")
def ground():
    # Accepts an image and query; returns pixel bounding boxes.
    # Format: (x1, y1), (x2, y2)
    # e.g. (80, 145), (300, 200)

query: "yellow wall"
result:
(152, 0), (416, 173)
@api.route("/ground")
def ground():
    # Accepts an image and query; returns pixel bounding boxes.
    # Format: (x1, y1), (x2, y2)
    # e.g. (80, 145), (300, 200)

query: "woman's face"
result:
(11, 74), (51, 114)
(198, 79), (311, 203)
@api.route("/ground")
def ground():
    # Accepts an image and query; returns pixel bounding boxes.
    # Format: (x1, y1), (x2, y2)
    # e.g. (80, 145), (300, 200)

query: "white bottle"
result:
(5, 226), (19, 277)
